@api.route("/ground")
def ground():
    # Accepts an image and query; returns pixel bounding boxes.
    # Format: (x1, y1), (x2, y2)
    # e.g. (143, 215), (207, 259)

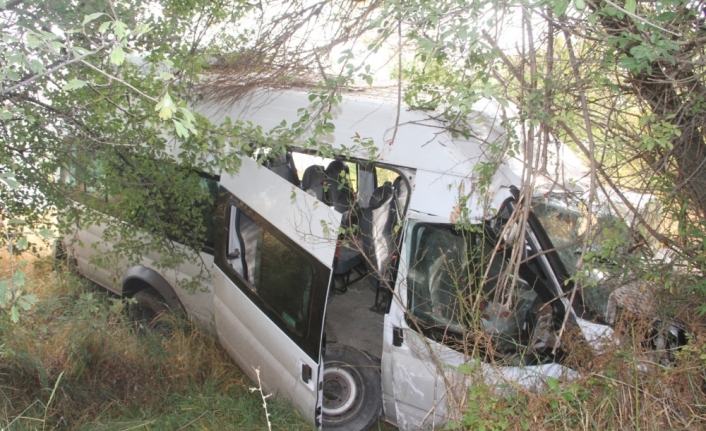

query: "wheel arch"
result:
(122, 266), (183, 311)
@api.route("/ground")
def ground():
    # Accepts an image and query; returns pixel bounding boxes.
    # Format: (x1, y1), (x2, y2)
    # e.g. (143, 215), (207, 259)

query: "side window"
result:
(60, 155), (220, 253)
(225, 204), (315, 335)
(198, 174), (220, 251)
(59, 151), (109, 206)
(290, 152), (358, 212)
(375, 166), (398, 186)
(407, 222), (541, 357)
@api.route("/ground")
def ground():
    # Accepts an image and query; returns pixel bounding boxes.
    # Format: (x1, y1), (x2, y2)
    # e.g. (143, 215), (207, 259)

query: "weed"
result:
(0, 254), (312, 430)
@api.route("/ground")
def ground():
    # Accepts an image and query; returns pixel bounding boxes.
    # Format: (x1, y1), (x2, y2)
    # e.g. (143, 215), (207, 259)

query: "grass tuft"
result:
(0, 252), (312, 430)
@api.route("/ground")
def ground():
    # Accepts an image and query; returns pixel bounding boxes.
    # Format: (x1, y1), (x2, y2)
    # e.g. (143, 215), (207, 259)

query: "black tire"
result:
(128, 287), (172, 334)
(322, 344), (382, 431)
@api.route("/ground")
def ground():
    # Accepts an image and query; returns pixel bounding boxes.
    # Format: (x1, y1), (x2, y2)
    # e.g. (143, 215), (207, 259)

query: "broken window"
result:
(407, 222), (548, 358)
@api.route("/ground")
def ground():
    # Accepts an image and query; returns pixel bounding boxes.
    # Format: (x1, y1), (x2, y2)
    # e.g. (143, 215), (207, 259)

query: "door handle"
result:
(301, 363), (312, 383)
(393, 326), (403, 347)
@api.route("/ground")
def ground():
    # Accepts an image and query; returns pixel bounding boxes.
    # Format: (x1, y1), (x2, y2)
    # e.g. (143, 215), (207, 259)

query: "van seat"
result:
(265, 152), (301, 187)
(301, 165), (327, 201)
(359, 182), (397, 311)
(392, 175), (409, 218)
(325, 160), (355, 213)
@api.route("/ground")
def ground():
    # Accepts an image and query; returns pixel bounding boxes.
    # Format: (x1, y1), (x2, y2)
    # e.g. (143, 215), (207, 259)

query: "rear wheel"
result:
(128, 287), (172, 334)
(322, 344), (382, 431)
(52, 240), (78, 272)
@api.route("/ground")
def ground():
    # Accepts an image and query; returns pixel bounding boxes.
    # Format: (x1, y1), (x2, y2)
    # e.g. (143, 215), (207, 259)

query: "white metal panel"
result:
(407, 169), (519, 221)
(220, 155), (342, 266)
(215, 155), (340, 427)
(73, 222), (121, 292)
(66, 209), (216, 327)
(213, 270), (318, 415)
(196, 90), (530, 181)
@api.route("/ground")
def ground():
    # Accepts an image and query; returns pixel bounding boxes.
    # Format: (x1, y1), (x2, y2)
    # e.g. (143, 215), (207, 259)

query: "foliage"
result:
(3, 0), (706, 426)
(0, 0), (274, 297)
(0, 256), (312, 430)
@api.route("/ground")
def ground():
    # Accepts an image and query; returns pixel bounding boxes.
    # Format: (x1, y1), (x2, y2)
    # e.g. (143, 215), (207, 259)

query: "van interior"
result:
(261, 150), (411, 359)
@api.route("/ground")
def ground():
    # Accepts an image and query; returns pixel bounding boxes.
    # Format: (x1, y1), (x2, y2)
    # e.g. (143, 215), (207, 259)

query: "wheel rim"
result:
(322, 364), (359, 416)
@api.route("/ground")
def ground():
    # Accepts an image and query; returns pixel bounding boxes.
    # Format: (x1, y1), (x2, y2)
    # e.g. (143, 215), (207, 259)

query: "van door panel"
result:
(214, 156), (340, 425)
(213, 274), (317, 399)
(220, 156), (341, 265)
(383, 323), (454, 429)
(73, 222), (120, 292)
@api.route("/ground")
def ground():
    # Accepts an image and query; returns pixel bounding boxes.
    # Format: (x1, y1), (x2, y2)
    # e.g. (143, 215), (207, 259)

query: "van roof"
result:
(198, 89), (524, 179)
(198, 89), (591, 220)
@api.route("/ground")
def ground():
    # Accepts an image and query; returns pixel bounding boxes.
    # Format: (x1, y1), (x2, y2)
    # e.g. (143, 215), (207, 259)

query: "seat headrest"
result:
(369, 182), (394, 208)
(266, 151), (288, 167)
(301, 165), (325, 190)
(325, 160), (348, 178)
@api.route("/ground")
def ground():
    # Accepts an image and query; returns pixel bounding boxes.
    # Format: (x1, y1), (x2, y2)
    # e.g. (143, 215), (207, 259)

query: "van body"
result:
(62, 90), (626, 430)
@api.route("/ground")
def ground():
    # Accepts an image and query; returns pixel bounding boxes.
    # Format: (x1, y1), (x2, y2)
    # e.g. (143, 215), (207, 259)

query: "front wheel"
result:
(322, 344), (382, 431)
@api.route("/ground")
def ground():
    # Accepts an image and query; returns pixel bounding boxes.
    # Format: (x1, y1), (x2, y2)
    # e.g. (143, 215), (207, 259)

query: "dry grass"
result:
(3, 248), (706, 430)
(448, 312), (706, 431)
(0, 251), (311, 430)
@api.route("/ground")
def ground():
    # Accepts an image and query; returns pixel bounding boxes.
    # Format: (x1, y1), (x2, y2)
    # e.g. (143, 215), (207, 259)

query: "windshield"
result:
(531, 193), (634, 322)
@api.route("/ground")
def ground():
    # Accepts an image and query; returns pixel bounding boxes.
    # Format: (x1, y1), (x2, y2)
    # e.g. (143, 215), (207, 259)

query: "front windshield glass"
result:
(532, 193), (634, 321)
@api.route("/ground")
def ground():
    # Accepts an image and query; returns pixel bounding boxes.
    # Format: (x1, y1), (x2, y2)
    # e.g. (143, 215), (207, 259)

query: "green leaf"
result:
(10, 305), (19, 323)
(656, 12), (677, 21)
(16, 236), (28, 250)
(546, 376), (560, 393)
(7, 218), (25, 224)
(552, 0), (570, 16)
(39, 229), (54, 239)
(113, 21), (127, 40)
(156, 92), (177, 120)
(109, 45), (125, 66)
(574, 0), (585, 11)
(457, 364), (473, 375)
(12, 268), (25, 287)
(0, 175), (19, 189)
(63, 79), (87, 91)
(18, 294), (38, 310)
(0, 281), (7, 306)
(50, 41), (66, 52)
(26, 33), (43, 48)
(179, 107), (196, 124)
(98, 21), (111, 34)
(29, 59), (44, 73)
(625, 0), (636, 14)
(133, 24), (152, 37)
(82, 12), (105, 25)
(173, 119), (189, 138)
